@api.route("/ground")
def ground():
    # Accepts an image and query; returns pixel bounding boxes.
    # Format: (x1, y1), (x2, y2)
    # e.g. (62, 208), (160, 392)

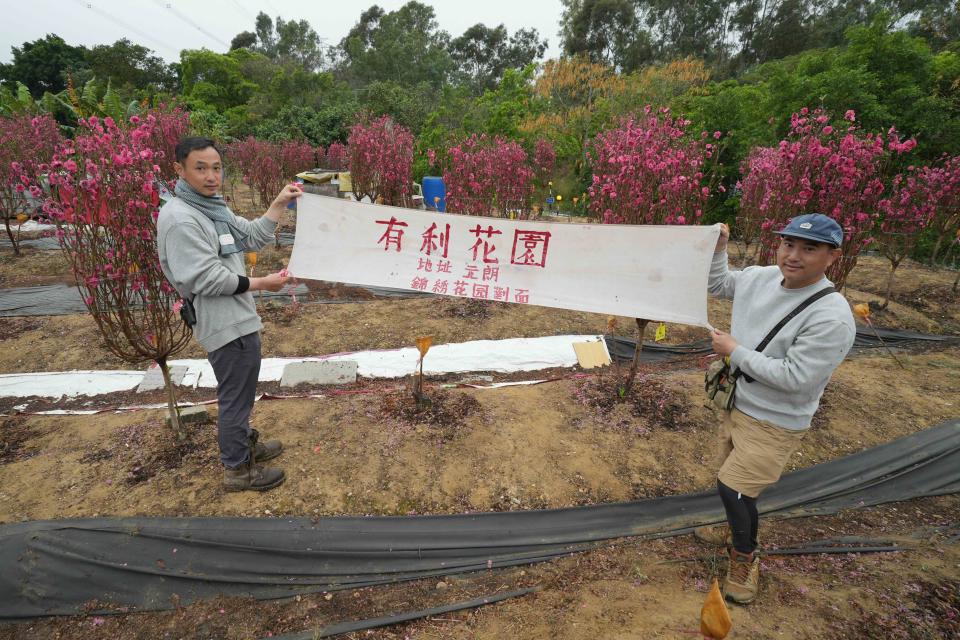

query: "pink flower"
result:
(844, 110), (856, 122)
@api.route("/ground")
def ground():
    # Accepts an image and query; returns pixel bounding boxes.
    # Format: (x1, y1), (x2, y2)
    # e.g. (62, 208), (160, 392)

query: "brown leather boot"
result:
(723, 549), (760, 605)
(223, 460), (286, 492)
(695, 525), (760, 548)
(694, 524), (732, 546)
(249, 428), (283, 463)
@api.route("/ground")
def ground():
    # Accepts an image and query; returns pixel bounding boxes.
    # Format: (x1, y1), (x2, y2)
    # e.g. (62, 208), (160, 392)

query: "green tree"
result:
(363, 80), (433, 132)
(179, 48), (261, 111)
(230, 11), (325, 71)
(450, 24), (547, 93)
(85, 39), (178, 95)
(335, 2), (452, 88)
(560, 0), (649, 71)
(0, 34), (88, 95)
(230, 31), (258, 51)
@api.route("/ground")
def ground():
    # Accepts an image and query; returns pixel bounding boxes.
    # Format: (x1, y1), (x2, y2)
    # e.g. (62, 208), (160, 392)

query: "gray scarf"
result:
(174, 178), (248, 255)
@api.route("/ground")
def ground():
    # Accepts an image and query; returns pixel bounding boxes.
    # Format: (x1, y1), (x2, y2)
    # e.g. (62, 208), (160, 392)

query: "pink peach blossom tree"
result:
(875, 167), (938, 308)
(1, 113), (61, 255)
(587, 107), (722, 227)
(738, 108), (917, 289)
(325, 142), (349, 171)
(921, 155), (960, 267)
(443, 134), (537, 216)
(348, 116), (413, 206)
(586, 107), (723, 396)
(38, 114), (192, 437)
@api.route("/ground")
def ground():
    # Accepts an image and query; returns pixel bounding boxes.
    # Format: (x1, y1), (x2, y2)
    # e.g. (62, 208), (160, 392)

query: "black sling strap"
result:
(739, 285), (838, 384)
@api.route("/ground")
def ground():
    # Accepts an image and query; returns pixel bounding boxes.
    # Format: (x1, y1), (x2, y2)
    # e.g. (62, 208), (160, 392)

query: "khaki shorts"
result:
(715, 408), (806, 498)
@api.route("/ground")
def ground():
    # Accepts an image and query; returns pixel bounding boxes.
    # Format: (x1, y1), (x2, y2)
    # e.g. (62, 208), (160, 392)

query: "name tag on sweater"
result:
(219, 234), (235, 247)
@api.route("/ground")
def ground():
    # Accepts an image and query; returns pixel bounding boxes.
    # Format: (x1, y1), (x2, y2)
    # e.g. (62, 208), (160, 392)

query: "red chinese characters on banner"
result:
(510, 230), (551, 268)
(371, 217), (539, 305)
(421, 222), (450, 258)
(468, 224), (501, 263)
(376, 216), (408, 251)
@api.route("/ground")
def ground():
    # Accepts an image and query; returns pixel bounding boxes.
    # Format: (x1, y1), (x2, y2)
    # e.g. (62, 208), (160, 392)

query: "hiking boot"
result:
(694, 525), (761, 548)
(249, 428), (283, 463)
(252, 438), (283, 463)
(694, 524), (732, 546)
(223, 461), (286, 492)
(724, 549), (760, 605)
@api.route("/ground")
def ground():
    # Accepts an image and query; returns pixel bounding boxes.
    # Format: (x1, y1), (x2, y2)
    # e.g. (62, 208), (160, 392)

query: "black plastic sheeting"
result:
(0, 282), (427, 317)
(1, 419), (957, 619)
(0, 236), (60, 250)
(605, 327), (960, 363)
(0, 232), (290, 251)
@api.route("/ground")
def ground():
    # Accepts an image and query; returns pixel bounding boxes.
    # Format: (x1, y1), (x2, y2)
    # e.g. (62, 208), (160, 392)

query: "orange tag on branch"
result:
(416, 336), (433, 358)
(700, 578), (732, 639)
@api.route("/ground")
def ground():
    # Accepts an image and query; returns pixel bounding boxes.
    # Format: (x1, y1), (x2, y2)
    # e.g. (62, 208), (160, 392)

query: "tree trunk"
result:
(622, 318), (650, 397)
(158, 358), (185, 441)
(929, 234), (944, 267)
(880, 260), (900, 310)
(740, 240), (751, 268)
(3, 219), (19, 256)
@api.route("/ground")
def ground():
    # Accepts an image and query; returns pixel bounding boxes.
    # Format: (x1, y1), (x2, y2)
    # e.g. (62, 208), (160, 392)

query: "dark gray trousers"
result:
(207, 332), (261, 469)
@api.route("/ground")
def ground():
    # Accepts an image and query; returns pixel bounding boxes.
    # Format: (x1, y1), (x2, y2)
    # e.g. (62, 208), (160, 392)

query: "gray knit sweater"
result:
(157, 197), (278, 352)
(708, 250), (856, 430)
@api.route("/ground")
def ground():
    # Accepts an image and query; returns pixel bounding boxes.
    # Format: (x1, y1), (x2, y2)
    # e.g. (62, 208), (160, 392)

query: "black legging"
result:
(718, 479), (759, 554)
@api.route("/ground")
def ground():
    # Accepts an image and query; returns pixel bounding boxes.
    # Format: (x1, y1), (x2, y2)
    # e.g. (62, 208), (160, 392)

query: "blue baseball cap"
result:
(777, 213), (843, 247)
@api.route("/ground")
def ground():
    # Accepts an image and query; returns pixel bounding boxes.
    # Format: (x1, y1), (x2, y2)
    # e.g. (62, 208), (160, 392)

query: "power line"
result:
(151, 0), (232, 49)
(227, 0), (257, 21)
(73, 0), (182, 60)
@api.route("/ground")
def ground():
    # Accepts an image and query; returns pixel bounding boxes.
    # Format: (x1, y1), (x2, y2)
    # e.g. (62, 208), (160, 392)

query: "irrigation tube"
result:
(266, 587), (539, 640)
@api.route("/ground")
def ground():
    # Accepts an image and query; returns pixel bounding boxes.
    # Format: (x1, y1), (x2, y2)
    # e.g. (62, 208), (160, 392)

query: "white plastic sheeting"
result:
(0, 370), (144, 399)
(0, 335), (606, 399)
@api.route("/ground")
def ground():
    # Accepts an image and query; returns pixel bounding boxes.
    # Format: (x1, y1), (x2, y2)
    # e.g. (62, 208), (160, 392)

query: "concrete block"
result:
(281, 360), (358, 387)
(138, 365), (188, 393)
(166, 405), (210, 428)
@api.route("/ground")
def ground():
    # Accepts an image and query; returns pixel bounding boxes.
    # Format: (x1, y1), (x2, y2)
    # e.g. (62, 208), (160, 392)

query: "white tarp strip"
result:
(0, 335), (607, 398)
(0, 370), (144, 398)
(289, 195), (719, 328)
(17, 220), (57, 233)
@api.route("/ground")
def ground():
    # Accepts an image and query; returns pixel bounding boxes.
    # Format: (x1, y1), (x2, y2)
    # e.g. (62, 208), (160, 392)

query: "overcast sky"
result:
(0, 0), (566, 64)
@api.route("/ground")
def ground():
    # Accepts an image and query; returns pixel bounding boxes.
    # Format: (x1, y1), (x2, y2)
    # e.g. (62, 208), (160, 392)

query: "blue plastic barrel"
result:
(422, 176), (446, 212)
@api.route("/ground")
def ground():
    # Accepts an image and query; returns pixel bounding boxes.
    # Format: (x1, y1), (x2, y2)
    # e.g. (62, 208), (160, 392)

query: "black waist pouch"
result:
(179, 298), (197, 327)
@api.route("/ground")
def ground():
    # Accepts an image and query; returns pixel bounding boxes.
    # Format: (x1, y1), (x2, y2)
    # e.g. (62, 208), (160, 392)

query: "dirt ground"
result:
(0, 236), (958, 638)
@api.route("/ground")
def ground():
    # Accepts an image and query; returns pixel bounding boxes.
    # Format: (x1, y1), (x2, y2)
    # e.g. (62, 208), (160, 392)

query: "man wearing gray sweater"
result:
(696, 213), (856, 604)
(157, 137), (302, 492)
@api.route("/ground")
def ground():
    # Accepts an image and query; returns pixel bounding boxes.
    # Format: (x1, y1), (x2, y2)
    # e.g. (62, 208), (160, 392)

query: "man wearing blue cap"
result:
(696, 213), (856, 604)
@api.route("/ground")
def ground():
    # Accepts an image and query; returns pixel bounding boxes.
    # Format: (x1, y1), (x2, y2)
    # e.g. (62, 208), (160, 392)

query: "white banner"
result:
(288, 195), (719, 327)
